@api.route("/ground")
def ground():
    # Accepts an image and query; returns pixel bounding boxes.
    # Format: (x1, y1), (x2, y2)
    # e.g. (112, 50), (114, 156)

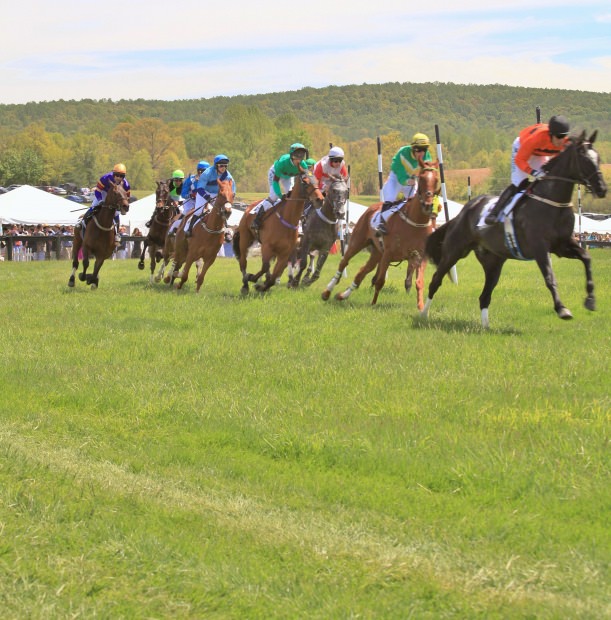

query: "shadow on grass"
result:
(411, 314), (522, 335)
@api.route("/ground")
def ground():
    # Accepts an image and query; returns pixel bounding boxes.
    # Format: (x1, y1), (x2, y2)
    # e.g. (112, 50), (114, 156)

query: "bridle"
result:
(536, 140), (600, 192)
(202, 190), (232, 234)
(398, 166), (438, 228)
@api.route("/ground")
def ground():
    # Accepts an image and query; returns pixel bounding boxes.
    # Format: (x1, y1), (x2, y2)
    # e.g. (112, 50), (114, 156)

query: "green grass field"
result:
(1, 250), (609, 618)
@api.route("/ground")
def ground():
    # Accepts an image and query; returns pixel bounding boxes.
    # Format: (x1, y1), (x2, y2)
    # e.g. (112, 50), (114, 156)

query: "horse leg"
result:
(414, 259), (427, 311)
(68, 249), (80, 287)
(556, 238), (595, 311)
(195, 258), (214, 293)
(258, 255), (288, 292)
(474, 250), (507, 328)
(148, 243), (157, 284)
(371, 255), (391, 305)
(175, 255), (194, 290)
(533, 248), (572, 320)
(138, 240), (148, 270)
(322, 246), (359, 301)
(79, 251), (90, 282)
(336, 249), (381, 301)
(87, 257), (105, 289)
(305, 252), (328, 286)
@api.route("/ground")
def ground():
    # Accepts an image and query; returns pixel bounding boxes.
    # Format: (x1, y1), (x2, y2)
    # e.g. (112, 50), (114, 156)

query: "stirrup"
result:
(375, 222), (387, 236)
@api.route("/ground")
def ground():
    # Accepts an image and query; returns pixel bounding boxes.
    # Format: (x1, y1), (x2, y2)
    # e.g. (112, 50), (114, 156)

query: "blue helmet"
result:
(214, 154), (230, 165)
(197, 160), (210, 172)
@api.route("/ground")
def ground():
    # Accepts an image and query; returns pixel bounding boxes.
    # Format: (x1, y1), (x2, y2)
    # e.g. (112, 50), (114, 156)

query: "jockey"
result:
(485, 115), (570, 225)
(376, 134), (433, 235)
(252, 143), (309, 230)
(82, 163), (131, 242)
(152, 170), (184, 234)
(181, 160), (210, 211)
(313, 146), (349, 194)
(185, 154), (236, 237)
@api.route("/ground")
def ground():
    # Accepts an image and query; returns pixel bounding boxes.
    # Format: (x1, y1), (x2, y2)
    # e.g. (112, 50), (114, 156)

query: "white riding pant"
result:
(268, 165), (293, 202)
(382, 171), (417, 203)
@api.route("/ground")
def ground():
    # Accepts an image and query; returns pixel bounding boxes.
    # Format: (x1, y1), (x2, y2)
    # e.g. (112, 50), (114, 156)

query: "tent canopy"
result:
(0, 185), (80, 226)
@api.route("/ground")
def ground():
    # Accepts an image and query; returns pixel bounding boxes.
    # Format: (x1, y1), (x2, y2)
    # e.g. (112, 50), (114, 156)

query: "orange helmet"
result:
(113, 163), (127, 174)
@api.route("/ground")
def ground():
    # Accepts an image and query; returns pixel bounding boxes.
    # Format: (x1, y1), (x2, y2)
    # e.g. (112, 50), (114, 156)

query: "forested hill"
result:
(1, 82), (609, 141)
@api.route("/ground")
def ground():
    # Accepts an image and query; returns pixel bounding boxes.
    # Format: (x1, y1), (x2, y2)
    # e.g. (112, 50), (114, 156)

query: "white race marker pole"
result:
(434, 124), (458, 284)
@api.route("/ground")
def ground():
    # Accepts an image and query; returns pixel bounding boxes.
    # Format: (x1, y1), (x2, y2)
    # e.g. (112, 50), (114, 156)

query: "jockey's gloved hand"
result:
(531, 169), (546, 179)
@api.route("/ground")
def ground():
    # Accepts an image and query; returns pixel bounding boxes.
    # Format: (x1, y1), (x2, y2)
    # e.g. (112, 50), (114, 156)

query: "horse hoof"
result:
(90, 283), (98, 290)
(321, 290), (330, 301)
(240, 286), (249, 296)
(558, 307), (573, 320)
(68, 279), (75, 288)
(138, 262), (145, 270)
(78, 273), (86, 282)
(335, 292), (346, 302)
(154, 275), (162, 283)
(584, 297), (596, 311)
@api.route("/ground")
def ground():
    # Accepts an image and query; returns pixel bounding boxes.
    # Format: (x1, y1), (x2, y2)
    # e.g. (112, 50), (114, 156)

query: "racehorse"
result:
(421, 131), (607, 327)
(322, 164), (440, 308)
(288, 175), (349, 287)
(233, 171), (324, 294)
(172, 179), (234, 292)
(68, 182), (130, 289)
(138, 180), (178, 282)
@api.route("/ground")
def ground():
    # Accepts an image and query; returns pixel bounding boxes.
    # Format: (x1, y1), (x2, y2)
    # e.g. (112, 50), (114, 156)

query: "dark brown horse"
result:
(422, 131), (607, 327)
(68, 182), (130, 289)
(322, 164), (440, 308)
(138, 180), (178, 282)
(288, 175), (349, 287)
(172, 179), (234, 292)
(233, 171), (324, 294)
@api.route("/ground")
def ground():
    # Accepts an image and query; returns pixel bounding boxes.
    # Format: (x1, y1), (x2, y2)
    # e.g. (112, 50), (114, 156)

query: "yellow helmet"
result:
(411, 133), (430, 148)
(113, 163), (127, 174)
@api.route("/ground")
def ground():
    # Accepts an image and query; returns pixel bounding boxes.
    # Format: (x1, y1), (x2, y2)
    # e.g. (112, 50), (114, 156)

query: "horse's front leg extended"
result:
(371, 255), (390, 305)
(259, 256), (289, 292)
(86, 257), (105, 289)
(175, 256), (194, 290)
(414, 259), (427, 311)
(557, 238), (595, 311)
(138, 240), (148, 270)
(322, 252), (352, 300)
(534, 250), (572, 319)
(336, 250), (381, 302)
(78, 251), (90, 282)
(305, 251), (328, 286)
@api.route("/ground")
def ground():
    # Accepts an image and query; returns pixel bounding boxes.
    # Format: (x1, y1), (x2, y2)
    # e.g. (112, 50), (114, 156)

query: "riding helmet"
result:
(113, 163), (127, 174)
(411, 133), (430, 148)
(548, 115), (570, 138)
(328, 146), (344, 158)
(214, 154), (230, 165)
(197, 160), (210, 172)
(172, 169), (185, 179)
(289, 143), (309, 159)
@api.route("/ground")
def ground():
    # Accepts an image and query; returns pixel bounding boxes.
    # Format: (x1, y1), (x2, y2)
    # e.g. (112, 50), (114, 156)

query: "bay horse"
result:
(138, 180), (178, 282)
(172, 179), (234, 292)
(232, 171), (324, 294)
(288, 175), (349, 287)
(321, 164), (440, 308)
(421, 131), (607, 327)
(68, 182), (130, 289)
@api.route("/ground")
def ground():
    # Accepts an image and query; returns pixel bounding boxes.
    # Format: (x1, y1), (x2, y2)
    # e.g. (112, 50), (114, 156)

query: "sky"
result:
(1, 0), (610, 105)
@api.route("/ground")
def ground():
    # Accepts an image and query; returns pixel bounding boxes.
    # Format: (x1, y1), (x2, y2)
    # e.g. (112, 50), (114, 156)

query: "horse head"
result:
(416, 163), (440, 215)
(155, 180), (173, 211)
(107, 182), (130, 215)
(297, 170), (325, 204)
(324, 175), (348, 221)
(543, 131), (607, 198)
(214, 179), (234, 222)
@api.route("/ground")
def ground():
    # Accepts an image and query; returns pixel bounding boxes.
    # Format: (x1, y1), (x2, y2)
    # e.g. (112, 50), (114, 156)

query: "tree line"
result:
(1, 82), (609, 208)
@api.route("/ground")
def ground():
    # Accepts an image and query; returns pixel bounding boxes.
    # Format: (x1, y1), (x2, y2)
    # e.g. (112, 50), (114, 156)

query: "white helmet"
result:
(328, 146), (344, 159)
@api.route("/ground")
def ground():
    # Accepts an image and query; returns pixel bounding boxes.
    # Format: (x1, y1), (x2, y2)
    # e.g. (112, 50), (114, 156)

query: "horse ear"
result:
(588, 130), (598, 144)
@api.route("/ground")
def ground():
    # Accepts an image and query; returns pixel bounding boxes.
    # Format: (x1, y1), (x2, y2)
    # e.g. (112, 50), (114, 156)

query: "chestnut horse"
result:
(68, 182), (130, 289)
(288, 175), (349, 287)
(422, 132), (607, 327)
(322, 164), (439, 308)
(172, 179), (234, 292)
(138, 180), (178, 282)
(232, 171), (324, 294)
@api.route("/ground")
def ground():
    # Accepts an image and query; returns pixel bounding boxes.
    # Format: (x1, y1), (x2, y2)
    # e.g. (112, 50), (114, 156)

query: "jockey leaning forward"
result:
(184, 155), (236, 237)
(313, 146), (349, 194)
(252, 143), (310, 230)
(484, 115), (570, 225)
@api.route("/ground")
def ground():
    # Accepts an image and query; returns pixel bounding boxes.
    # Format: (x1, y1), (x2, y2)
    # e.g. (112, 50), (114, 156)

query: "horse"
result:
(421, 131), (607, 327)
(137, 180), (178, 283)
(68, 182), (130, 289)
(321, 164), (440, 308)
(172, 179), (234, 292)
(288, 175), (349, 287)
(232, 171), (324, 294)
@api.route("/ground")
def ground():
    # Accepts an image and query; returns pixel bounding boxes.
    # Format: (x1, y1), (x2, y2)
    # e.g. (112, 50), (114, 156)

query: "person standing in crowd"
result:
(252, 143), (309, 230)
(484, 115), (570, 225)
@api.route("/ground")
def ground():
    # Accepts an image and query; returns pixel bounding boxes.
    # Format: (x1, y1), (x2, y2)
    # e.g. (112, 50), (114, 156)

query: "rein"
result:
(92, 215), (115, 232)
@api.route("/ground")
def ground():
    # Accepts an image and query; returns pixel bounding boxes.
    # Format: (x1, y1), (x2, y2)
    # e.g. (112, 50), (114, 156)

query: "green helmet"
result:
(172, 169), (185, 179)
(289, 143), (308, 158)
(305, 158), (317, 167)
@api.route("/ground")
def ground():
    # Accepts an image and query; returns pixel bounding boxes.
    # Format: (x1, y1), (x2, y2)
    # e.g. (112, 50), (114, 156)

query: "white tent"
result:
(122, 194), (154, 233)
(0, 185), (79, 226)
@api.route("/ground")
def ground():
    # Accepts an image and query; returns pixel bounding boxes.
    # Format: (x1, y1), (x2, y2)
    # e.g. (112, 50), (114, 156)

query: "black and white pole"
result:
(536, 106), (541, 124)
(376, 136), (384, 201)
(467, 175), (472, 202)
(577, 184), (583, 248)
(434, 124), (458, 284)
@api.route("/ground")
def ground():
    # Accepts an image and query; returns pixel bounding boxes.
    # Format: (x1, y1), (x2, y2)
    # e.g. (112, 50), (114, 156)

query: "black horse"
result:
(421, 131), (607, 327)
(288, 175), (348, 287)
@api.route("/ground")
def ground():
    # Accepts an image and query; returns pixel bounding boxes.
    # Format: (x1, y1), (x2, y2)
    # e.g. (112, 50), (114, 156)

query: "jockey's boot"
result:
(484, 184), (518, 225)
(185, 214), (200, 238)
(375, 219), (388, 236)
(380, 200), (394, 213)
(252, 207), (266, 231)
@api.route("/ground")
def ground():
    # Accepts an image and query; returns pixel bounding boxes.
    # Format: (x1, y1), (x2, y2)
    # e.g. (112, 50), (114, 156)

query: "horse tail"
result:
(232, 230), (241, 259)
(425, 223), (451, 265)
